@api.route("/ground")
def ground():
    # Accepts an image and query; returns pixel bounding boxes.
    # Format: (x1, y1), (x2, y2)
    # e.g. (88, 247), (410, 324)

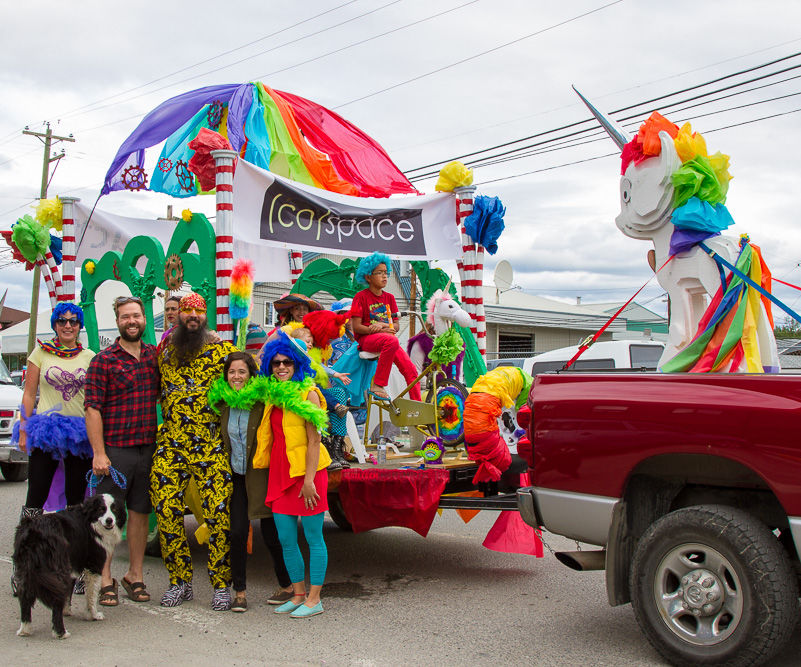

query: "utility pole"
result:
(22, 123), (75, 354)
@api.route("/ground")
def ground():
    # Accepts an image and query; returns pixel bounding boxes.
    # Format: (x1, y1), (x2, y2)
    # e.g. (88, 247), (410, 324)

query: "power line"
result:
(67, 0), (406, 125)
(405, 55), (801, 176)
(56, 1), (362, 121)
(333, 0), (625, 109)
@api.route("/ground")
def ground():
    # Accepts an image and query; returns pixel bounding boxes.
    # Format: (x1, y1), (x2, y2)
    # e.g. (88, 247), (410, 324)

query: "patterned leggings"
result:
(150, 437), (233, 588)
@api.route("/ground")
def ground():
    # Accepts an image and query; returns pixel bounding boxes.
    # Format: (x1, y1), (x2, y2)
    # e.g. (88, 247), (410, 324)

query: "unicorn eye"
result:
(621, 178), (632, 203)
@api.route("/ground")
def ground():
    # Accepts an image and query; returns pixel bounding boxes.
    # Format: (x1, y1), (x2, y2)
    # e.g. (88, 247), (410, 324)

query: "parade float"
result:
(1, 82), (534, 552)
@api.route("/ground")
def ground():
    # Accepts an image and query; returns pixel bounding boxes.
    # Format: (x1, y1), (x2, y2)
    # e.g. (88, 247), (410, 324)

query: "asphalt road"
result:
(2, 477), (799, 666)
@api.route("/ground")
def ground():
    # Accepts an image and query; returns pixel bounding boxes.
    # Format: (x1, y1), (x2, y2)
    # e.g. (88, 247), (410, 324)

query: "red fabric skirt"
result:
(264, 408), (329, 516)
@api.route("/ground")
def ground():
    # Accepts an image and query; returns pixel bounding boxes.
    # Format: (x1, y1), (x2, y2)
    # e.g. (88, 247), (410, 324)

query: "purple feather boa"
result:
(12, 404), (91, 459)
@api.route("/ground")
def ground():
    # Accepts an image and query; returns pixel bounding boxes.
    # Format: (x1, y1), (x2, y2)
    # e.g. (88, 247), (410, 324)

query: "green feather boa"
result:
(208, 375), (329, 434)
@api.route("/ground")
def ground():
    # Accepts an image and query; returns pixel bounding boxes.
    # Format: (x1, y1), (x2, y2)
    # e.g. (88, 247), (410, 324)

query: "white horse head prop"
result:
(575, 88), (779, 372)
(426, 289), (472, 334)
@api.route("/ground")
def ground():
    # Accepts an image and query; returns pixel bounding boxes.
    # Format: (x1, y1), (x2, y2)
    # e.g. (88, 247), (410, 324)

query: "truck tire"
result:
(630, 504), (798, 666)
(327, 492), (353, 532)
(0, 461), (28, 482)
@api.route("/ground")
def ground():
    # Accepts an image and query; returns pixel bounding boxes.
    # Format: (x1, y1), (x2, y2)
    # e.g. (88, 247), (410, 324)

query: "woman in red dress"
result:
(255, 332), (331, 618)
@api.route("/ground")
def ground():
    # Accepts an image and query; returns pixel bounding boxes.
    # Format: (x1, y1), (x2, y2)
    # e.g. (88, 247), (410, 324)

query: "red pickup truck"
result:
(516, 372), (801, 666)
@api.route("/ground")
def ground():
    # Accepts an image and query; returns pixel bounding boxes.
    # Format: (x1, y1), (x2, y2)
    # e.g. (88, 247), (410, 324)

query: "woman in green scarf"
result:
(208, 351), (292, 613)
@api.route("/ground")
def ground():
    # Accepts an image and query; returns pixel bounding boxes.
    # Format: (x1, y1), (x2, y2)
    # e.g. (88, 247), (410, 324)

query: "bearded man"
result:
(85, 295), (160, 606)
(152, 292), (237, 610)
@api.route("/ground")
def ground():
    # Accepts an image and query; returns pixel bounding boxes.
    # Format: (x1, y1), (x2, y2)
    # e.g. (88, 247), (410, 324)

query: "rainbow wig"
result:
(50, 303), (84, 331)
(259, 330), (314, 382)
(355, 252), (392, 285)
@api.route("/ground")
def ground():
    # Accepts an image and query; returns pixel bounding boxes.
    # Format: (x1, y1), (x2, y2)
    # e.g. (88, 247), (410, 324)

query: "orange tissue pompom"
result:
(637, 111), (680, 156)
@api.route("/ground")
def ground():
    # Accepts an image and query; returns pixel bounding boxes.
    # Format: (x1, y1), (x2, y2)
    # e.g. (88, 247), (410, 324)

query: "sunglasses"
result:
(271, 359), (294, 368)
(181, 307), (207, 314)
(114, 296), (143, 305)
(371, 270), (388, 276)
(55, 317), (79, 327)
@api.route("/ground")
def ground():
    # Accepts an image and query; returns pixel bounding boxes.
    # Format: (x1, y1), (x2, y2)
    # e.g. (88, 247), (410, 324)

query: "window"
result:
(629, 344), (663, 370)
(498, 333), (534, 359)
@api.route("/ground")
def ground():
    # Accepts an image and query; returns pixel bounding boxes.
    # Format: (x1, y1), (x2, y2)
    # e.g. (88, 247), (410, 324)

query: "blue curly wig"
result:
(259, 330), (314, 381)
(355, 252), (392, 285)
(50, 303), (84, 331)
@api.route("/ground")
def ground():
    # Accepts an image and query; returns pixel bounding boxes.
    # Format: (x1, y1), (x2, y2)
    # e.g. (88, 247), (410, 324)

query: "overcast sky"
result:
(2, 0), (801, 323)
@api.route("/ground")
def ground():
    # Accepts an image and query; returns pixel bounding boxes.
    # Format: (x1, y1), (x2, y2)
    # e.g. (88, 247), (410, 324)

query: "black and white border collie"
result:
(13, 493), (126, 639)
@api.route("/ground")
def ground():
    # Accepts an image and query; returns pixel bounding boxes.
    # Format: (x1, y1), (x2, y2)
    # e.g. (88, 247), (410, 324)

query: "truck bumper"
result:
(517, 486), (543, 528)
(0, 445), (26, 464)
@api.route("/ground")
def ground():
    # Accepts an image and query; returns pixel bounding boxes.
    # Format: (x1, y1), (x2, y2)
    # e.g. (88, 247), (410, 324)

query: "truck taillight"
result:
(516, 405), (531, 429)
(0, 410), (13, 418)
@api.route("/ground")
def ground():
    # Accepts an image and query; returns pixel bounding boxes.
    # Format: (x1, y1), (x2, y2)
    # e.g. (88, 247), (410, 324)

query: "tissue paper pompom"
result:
(674, 123), (708, 164)
(85, 261), (96, 275)
(11, 215), (50, 263)
(35, 197), (63, 231)
(464, 196), (506, 255)
(637, 112), (679, 157)
(436, 161), (474, 192)
(181, 209), (193, 222)
(672, 156), (728, 208)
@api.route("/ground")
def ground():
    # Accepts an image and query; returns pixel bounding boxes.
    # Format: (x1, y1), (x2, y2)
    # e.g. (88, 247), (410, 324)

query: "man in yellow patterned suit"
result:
(152, 292), (237, 610)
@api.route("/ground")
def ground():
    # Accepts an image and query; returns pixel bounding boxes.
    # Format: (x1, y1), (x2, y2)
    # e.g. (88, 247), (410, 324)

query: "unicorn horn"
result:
(572, 85), (630, 151)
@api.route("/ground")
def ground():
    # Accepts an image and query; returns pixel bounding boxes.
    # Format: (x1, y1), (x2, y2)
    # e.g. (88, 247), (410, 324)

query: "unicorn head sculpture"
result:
(575, 87), (778, 373)
(408, 289), (471, 380)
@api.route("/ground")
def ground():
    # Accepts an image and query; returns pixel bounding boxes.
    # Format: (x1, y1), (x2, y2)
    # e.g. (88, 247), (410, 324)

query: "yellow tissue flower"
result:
(181, 209), (193, 222)
(85, 261), (96, 275)
(674, 123), (708, 163)
(436, 161), (473, 192)
(34, 197), (63, 231)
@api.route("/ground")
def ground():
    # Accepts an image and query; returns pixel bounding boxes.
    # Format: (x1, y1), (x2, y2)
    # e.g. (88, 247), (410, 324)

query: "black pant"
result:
(230, 473), (291, 592)
(25, 450), (90, 508)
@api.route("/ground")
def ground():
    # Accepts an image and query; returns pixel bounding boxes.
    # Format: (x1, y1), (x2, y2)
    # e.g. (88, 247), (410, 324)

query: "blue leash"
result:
(86, 466), (127, 496)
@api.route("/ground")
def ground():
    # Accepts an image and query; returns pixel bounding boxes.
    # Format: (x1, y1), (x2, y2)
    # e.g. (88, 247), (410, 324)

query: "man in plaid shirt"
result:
(85, 296), (159, 606)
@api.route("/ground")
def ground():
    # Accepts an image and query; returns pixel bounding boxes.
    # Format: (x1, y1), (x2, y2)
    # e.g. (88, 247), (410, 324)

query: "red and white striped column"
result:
(473, 243), (486, 357)
(59, 196), (79, 302)
(211, 149), (238, 342)
(454, 185), (483, 355)
(43, 248), (63, 302)
(36, 256), (58, 309)
(289, 250), (303, 285)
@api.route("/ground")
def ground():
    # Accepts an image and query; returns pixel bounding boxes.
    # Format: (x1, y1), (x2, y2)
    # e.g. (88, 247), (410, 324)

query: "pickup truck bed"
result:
(518, 371), (801, 667)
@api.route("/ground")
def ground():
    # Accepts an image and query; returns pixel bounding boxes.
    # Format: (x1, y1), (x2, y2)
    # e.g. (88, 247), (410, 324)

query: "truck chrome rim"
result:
(653, 542), (743, 646)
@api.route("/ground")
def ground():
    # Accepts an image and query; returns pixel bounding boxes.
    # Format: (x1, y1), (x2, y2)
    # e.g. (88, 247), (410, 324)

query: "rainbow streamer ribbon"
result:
(102, 82), (418, 199)
(661, 240), (779, 373)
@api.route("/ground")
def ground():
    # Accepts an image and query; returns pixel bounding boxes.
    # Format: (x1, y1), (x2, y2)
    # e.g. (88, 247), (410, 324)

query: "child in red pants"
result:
(350, 252), (421, 401)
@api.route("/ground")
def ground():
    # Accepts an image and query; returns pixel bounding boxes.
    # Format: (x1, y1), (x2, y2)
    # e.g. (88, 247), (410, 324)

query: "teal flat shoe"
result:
(274, 599), (303, 614)
(290, 601), (324, 618)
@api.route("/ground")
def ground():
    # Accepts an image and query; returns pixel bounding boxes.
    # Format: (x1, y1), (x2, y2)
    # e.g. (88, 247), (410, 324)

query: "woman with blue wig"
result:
(253, 331), (331, 618)
(13, 302), (95, 525)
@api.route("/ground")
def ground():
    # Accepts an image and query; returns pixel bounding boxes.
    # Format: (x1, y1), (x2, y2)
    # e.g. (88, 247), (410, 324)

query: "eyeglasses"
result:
(181, 307), (207, 315)
(271, 359), (294, 368)
(371, 270), (388, 276)
(55, 317), (79, 327)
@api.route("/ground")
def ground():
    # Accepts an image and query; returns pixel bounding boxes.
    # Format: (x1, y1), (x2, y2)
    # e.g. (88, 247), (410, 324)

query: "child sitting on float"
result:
(349, 252), (421, 401)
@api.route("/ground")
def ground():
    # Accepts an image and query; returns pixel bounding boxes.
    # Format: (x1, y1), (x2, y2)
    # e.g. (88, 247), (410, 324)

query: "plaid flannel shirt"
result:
(84, 339), (159, 448)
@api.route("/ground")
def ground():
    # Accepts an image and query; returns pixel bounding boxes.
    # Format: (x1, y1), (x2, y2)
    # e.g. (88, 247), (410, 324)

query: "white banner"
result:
(233, 161), (461, 259)
(74, 202), (290, 283)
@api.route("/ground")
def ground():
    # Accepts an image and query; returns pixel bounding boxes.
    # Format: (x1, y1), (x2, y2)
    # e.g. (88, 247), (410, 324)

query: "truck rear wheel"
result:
(630, 505), (798, 666)
(0, 461), (28, 482)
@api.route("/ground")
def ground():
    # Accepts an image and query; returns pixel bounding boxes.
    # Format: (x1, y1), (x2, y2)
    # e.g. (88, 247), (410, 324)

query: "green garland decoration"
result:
(208, 375), (329, 434)
(429, 327), (464, 366)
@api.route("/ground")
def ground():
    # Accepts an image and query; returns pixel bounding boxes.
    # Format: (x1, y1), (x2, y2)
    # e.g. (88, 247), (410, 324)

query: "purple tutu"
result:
(12, 405), (91, 460)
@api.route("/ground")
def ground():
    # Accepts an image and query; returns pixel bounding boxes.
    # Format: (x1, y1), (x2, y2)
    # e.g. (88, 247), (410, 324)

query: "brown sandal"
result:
(122, 577), (151, 602)
(99, 579), (119, 607)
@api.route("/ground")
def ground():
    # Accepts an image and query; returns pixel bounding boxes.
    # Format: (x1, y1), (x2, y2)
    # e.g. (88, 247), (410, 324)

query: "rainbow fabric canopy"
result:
(102, 82), (418, 199)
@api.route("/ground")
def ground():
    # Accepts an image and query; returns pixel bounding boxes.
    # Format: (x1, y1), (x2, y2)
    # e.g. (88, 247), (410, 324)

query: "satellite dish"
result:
(493, 260), (514, 291)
